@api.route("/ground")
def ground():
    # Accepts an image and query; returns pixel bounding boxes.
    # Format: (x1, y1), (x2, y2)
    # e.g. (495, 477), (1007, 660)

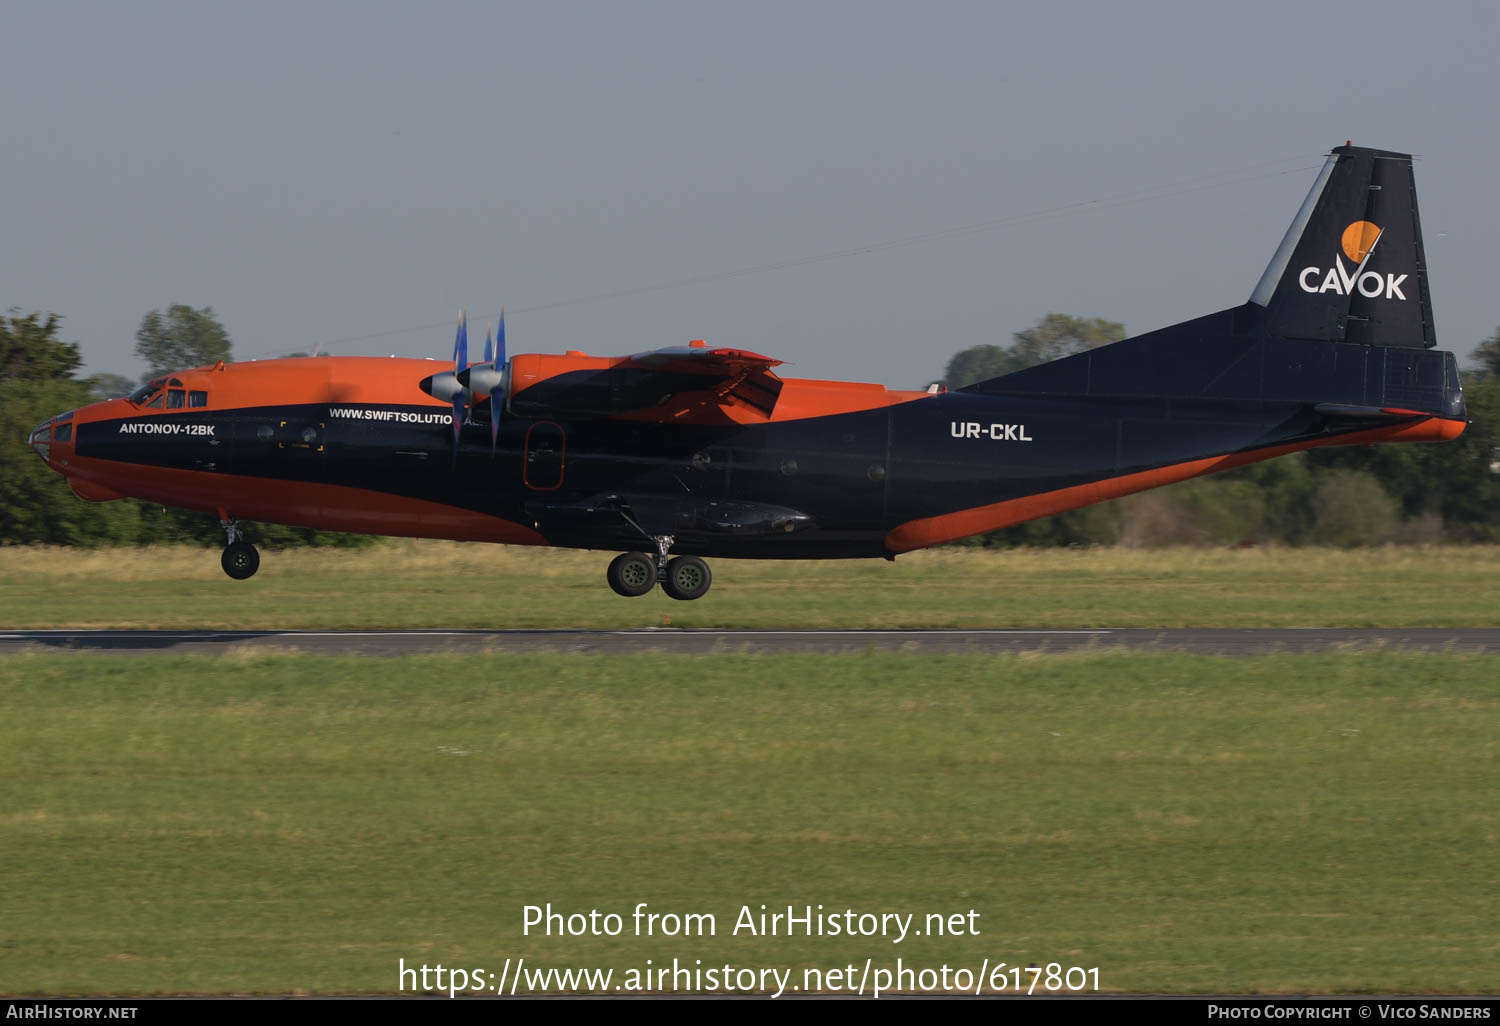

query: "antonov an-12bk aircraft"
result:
(30, 144), (1466, 600)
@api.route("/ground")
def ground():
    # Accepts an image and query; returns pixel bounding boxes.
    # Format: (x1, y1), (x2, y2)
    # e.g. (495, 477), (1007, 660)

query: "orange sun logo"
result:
(1341, 221), (1381, 263)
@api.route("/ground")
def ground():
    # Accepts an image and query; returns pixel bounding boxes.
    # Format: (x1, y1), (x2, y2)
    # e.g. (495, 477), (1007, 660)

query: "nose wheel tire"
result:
(662, 555), (712, 601)
(221, 541), (260, 580)
(607, 552), (657, 597)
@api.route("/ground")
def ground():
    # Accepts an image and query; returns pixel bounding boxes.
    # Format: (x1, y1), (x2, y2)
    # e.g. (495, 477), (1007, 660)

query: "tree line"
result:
(942, 315), (1500, 547)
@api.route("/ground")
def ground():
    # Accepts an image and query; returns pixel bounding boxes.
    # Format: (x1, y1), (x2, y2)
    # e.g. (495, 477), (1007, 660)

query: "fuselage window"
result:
(188, 390), (208, 408)
(166, 389), (186, 409)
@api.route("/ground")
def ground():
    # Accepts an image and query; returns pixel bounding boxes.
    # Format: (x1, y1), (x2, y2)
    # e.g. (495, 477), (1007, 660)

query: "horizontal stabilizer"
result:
(1314, 402), (1434, 421)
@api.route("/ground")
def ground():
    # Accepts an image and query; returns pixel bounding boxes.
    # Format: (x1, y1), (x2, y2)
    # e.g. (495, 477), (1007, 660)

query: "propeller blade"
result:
(451, 309), (468, 464)
(491, 306), (505, 452)
(483, 325), (493, 366)
(452, 394), (464, 458)
(452, 308), (469, 369)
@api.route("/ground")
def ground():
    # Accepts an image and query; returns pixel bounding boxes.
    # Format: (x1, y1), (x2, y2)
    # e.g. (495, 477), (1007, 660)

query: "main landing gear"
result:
(605, 535), (713, 601)
(219, 517), (260, 580)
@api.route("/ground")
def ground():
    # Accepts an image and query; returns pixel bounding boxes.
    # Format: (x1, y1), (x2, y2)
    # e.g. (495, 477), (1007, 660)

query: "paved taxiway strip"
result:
(1, 628), (1498, 656)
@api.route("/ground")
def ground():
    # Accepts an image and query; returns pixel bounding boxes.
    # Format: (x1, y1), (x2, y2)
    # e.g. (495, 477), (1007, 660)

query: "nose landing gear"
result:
(219, 517), (260, 580)
(222, 542), (260, 580)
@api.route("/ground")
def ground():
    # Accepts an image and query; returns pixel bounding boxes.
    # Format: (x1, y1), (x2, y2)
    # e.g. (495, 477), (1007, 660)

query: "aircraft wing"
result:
(507, 344), (786, 419)
(621, 345), (785, 416)
(626, 345), (783, 375)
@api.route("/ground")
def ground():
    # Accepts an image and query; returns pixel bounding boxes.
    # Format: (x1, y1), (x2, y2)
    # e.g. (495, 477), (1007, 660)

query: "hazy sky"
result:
(6, 1), (1498, 387)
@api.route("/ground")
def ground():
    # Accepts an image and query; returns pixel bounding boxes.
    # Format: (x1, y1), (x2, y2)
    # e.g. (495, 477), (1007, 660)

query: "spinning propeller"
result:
(450, 310), (468, 455)
(423, 307), (509, 463)
(460, 306), (506, 454)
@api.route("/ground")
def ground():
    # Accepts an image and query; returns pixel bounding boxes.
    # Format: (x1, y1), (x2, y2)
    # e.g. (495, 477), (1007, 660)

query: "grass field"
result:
(2, 650), (1497, 995)
(2, 542), (1499, 629)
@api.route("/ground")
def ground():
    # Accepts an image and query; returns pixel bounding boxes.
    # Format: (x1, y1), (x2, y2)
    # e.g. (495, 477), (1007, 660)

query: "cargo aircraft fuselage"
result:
(29, 145), (1468, 599)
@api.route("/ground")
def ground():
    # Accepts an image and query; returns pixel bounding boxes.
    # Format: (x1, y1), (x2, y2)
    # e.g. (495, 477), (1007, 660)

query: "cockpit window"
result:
(127, 377), (167, 407)
(188, 390), (208, 408)
(166, 389), (186, 409)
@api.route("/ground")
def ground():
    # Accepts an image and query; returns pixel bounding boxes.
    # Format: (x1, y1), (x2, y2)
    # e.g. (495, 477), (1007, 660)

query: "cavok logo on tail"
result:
(1298, 221), (1408, 299)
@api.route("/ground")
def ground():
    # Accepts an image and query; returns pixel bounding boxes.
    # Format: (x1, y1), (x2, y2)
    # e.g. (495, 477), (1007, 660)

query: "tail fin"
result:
(1249, 144), (1435, 348)
(965, 143), (1460, 421)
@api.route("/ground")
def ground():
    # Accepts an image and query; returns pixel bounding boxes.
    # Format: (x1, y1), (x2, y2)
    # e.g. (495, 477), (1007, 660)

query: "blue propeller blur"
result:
(450, 309), (468, 462)
(451, 305), (509, 459)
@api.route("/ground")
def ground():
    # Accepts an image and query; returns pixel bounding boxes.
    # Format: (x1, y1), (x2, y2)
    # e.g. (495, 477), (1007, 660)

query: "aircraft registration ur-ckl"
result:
(29, 144), (1467, 600)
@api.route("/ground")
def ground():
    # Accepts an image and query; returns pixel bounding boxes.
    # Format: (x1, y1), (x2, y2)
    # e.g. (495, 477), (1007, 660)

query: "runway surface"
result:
(2, 627), (1498, 656)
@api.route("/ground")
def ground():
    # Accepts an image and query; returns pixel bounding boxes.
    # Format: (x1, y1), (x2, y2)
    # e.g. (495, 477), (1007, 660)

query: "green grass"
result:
(2, 542), (1499, 629)
(2, 650), (1496, 995)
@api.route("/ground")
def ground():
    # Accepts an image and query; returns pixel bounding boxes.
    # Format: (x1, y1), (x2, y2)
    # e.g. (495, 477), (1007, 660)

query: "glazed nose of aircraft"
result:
(27, 411), (74, 464)
(28, 420), (52, 463)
